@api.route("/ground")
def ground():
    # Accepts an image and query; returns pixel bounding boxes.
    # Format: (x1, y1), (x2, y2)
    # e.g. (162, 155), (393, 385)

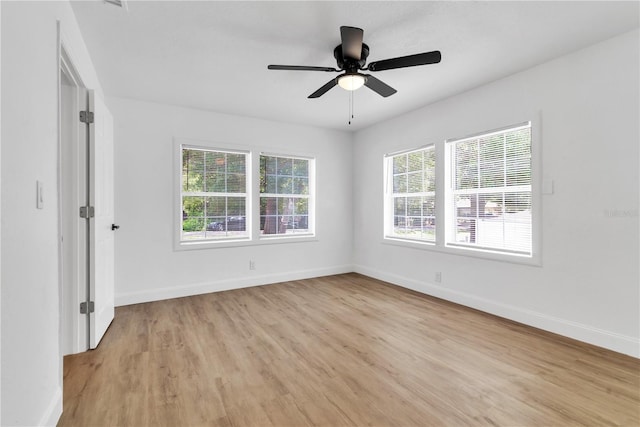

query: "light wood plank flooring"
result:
(59, 273), (640, 426)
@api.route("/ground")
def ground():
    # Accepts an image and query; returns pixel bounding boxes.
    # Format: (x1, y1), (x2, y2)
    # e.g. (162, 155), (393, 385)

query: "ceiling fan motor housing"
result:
(334, 43), (369, 71)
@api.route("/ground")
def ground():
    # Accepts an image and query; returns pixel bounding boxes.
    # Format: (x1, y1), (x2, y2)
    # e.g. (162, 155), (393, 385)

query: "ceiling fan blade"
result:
(308, 78), (338, 98)
(340, 26), (363, 61)
(268, 65), (338, 72)
(363, 74), (397, 97)
(368, 50), (441, 72)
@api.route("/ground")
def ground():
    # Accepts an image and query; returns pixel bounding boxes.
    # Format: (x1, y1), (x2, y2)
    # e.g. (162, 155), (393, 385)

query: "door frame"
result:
(58, 34), (89, 355)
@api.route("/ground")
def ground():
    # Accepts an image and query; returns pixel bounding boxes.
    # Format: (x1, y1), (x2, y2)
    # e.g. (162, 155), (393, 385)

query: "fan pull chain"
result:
(348, 90), (355, 125)
(352, 90), (355, 121)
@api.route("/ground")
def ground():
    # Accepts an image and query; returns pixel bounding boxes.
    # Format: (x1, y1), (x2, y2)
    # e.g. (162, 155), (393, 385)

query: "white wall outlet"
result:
(435, 272), (442, 283)
(249, 260), (255, 270)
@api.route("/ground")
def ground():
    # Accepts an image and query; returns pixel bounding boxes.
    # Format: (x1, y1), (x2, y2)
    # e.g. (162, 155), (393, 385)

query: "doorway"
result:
(59, 44), (115, 355)
(60, 47), (88, 355)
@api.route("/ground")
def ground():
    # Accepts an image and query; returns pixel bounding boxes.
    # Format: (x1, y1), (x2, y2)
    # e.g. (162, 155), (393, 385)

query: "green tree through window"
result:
(260, 155), (311, 235)
(181, 147), (248, 241)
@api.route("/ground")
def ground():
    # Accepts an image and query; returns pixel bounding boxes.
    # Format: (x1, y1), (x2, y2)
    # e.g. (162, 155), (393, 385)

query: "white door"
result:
(88, 89), (115, 348)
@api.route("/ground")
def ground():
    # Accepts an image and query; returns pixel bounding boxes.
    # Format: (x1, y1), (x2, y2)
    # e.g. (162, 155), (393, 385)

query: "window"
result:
(385, 146), (436, 242)
(260, 154), (313, 236)
(383, 121), (536, 261)
(446, 122), (532, 255)
(181, 146), (249, 241)
(176, 142), (316, 249)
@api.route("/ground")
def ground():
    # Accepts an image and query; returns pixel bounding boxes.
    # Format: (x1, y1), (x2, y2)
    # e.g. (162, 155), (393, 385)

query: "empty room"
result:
(1, 1), (639, 426)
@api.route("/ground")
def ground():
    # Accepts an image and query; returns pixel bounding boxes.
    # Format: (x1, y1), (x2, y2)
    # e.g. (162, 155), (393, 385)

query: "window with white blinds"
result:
(446, 123), (532, 255)
(385, 146), (436, 243)
(260, 154), (313, 236)
(181, 146), (249, 241)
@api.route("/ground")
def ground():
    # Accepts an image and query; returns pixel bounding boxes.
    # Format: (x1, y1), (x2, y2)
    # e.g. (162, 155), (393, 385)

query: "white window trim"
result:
(176, 142), (252, 249)
(174, 140), (318, 251)
(383, 145), (436, 244)
(445, 121), (532, 256)
(382, 115), (542, 266)
(259, 152), (316, 240)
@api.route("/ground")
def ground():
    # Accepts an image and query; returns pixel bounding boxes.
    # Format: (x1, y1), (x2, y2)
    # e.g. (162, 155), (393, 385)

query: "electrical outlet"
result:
(249, 260), (255, 270)
(435, 272), (442, 283)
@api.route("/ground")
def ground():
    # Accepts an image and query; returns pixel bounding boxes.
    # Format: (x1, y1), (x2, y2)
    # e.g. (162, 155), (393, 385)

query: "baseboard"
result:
(354, 264), (640, 358)
(39, 386), (62, 427)
(115, 264), (353, 306)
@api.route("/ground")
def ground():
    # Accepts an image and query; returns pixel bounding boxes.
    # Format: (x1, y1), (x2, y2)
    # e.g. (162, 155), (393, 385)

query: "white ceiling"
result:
(70, 1), (639, 131)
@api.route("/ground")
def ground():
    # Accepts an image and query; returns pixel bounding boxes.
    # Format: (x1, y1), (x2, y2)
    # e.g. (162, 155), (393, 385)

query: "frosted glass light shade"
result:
(338, 74), (366, 91)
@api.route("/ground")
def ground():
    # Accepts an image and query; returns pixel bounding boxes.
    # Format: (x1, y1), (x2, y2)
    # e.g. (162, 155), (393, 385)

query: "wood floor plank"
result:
(58, 273), (640, 426)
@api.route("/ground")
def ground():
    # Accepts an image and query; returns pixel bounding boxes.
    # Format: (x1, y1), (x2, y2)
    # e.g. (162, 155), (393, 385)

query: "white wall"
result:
(352, 29), (640, 357)
(0, 2), (3, 422)
(109, 97), (353, 306)
(1, 1), (103, 425)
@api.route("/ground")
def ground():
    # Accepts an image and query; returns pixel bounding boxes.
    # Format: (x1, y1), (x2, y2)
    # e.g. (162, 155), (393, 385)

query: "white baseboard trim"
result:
(39, 386), (62, 427)
(354, 264), (640, 358)
(115, 264), (353, 307)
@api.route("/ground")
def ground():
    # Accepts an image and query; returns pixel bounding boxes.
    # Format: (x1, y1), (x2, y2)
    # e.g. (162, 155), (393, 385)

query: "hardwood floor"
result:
(59, 273), (640, 426)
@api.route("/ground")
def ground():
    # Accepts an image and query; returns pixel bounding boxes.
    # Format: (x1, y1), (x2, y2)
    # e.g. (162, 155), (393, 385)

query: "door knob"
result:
(111, 224), (120, 231)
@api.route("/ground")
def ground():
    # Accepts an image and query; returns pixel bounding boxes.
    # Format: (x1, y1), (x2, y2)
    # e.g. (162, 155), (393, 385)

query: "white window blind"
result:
(447, 123), (532, 255)
(260, 155), (313, 236)
(386, 146), (436, 243)
(181, 146), (248, 241)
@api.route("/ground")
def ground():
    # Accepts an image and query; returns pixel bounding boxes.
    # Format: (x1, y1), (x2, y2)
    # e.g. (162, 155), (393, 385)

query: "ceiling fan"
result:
(268, 26), (441, 99)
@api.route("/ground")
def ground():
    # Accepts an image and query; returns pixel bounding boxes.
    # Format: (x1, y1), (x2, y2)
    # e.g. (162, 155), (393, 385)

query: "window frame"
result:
(384, 145), (437, 244)
(445, 122), (533, 257)
(178, 143), (252, 246)
(382, 118), (541, 266)
(174, 139), (318, 251)
(259, 152), (316, 240)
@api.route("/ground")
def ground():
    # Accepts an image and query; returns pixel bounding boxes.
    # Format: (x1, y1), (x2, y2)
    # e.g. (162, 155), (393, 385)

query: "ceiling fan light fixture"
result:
(338, 74), (366, 91)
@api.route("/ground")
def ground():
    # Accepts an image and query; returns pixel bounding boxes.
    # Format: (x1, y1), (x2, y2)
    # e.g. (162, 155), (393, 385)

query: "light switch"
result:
(542, 178), (554, 195)
(36, 181), (44, 209)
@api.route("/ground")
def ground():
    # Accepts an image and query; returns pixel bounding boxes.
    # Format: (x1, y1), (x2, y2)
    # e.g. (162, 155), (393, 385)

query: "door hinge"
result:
(80, 301), (95, 314)
(79, 206), (95, 219)
(80, 110), (94, 124)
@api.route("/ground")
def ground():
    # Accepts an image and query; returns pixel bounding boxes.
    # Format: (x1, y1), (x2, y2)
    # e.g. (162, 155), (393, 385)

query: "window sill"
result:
(259, 233), (316, 243)
(176, 234), (318, 251)
(382, 237), (541, 266)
